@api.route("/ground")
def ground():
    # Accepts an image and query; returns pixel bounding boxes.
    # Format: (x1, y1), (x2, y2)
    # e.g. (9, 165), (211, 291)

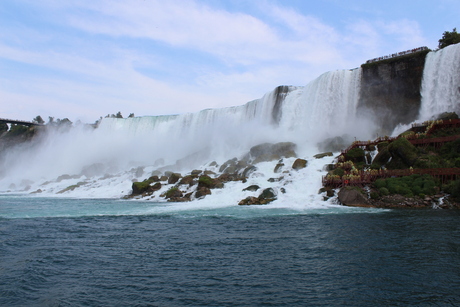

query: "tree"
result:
(33, 115), (45, 124)
(438, 28), (460, 49)
(128, 113), (135, 118)
(115, 111), (123, 118)
(0, 121), (8, 132)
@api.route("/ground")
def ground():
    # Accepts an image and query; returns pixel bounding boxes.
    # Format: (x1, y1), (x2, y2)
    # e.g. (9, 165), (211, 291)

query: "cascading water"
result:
(0, 66), (369, 205)
(418, 43), (460, 121)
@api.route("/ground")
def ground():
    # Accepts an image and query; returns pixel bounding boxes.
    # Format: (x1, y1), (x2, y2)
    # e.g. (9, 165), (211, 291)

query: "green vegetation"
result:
(345, 147), (365, 163)
(373, 174), (438, 198)
(443, 180), (460, 200)
(198, 175), (214, 188)
(33, 115), (45, 124)
(333, 167), (345, 177)
(386, 137), (418, 169)
(132, 180), (152, 194)
(165, 187), (179, 198)
(0, 122), (8, 132)
(6, 124), (29, 137)
(438, 28), (460, 49)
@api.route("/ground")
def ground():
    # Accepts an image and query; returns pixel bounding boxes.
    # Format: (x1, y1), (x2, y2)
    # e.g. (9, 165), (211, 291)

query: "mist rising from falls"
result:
(0, 68), (368, 197)
(418, 43), (460, 121)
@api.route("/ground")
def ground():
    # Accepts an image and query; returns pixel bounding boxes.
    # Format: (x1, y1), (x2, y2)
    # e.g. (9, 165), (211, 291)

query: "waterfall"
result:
(418, 43), (460, 120)
(0, 67), (366, 199)
(277, 68), (363, 140)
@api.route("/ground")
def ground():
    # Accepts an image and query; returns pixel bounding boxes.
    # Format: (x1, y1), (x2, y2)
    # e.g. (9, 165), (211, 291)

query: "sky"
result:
(1, 0), (459, 123)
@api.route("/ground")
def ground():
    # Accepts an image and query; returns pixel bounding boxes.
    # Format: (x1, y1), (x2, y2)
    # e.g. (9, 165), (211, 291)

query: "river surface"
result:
(1, 196), (459, 306)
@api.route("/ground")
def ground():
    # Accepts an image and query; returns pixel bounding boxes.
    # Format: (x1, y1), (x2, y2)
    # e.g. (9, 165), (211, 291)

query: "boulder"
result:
(148, 175), (160, 182)
(131, 181), (161, 196)
(204, 170), (216, 176)
(179, 175), (195, 186)
(243, 185), (260, 192)
(191, 170), (202, 176)
(168, 173), (182, 184)
(337, 186), (372, 207)
(292, 158), (308, 170)
(242, 165), (257, 178)
(219, 158), (238, 173)
(313, 152), (333, 159)
(195, 186), (212, 199)
(164, 187), (183, 199)
(198, 175), (214, 188)
(238, 196), (260, 205)
(274, 162), (284, 173)
(238, 187), (277, 205)
(259, 188), (276, 200)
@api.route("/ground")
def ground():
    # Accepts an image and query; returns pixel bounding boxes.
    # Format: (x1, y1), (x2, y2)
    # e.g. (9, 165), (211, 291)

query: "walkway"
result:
(325, 118), (460, 188)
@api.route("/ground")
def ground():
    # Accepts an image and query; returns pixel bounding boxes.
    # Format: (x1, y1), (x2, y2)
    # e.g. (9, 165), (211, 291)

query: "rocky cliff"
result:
(357, 50), (430, 132)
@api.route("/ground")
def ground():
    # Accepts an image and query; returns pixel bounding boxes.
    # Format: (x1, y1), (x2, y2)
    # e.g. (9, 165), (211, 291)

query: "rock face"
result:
(358, 50), (429, 132)
(338, 187), (372, 207)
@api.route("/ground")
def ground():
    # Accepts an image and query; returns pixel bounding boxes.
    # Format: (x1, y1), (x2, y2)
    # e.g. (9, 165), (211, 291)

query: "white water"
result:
(2, 44), (459, 209)
(418, 43), (460, 121)
(0, 68), (367, 208)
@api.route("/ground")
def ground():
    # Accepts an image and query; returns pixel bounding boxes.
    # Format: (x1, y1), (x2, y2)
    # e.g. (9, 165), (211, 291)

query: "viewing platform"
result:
(324, 118), (460, 188)
(365, 46), (429, 64)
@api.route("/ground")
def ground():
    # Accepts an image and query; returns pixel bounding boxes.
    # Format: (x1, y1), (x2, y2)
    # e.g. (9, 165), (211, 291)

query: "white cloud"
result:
(0, 0), (432, 122)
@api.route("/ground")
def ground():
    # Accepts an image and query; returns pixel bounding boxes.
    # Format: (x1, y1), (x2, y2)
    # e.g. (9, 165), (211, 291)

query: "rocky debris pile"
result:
(123, 142), (311, 205)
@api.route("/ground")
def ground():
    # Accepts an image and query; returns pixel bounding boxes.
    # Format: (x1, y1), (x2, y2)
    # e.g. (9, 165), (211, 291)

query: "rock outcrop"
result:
(337, 187), (371, 207)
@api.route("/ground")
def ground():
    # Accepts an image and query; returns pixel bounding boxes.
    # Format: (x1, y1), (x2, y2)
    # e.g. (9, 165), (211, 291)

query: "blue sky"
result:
(1, 0), (459, 122)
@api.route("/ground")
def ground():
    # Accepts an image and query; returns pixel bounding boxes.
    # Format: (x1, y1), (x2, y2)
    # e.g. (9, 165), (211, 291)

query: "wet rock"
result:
(314, 152), (333, 159)
(274, 162), (284, 173)
(242, 165), (257, 178)
(168, 173), (182, 184)
(179, 175), (196, 186)
(259, 188), (276, 200)
(292, 158), (308, 170)
(148, 175), (160, 182)
(195, 186), (212, 199)
(191, 170), (202, 176)
(267, 177), (283, 182)
(243, 185), (260, 192)
(338, 186), (371, 207)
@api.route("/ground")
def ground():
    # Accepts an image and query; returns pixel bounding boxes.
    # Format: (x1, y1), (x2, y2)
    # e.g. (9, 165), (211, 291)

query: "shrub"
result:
(132, 180), (152, 195)
(165, 187), (180, 198)
(333, 167), (345, 177)
(374, 179), (386, 189)
(198, 175), (214, 188)
(6, 124), (28, 137)
(370, 191), (379, 199)
(379, 187), (390, 196)
(345, 148), (365, 163)
(373, 174), (438, 198)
